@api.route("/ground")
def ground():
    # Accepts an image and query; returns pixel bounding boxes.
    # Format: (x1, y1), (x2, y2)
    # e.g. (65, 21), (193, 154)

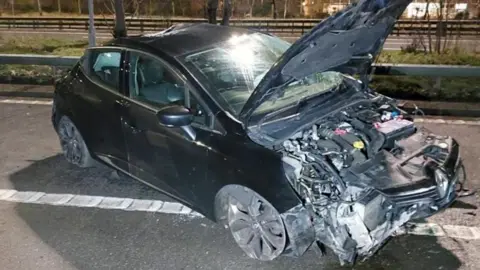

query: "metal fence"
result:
(0, 17), (479, 36)
(0, 54), (479, 83)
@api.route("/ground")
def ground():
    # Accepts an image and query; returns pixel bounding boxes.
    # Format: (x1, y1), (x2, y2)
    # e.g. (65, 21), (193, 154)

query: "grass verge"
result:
(0, 37), (479, 102)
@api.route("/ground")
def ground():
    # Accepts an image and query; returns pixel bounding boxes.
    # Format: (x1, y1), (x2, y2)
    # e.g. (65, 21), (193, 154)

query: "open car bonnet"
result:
(238, 0), (412, 124)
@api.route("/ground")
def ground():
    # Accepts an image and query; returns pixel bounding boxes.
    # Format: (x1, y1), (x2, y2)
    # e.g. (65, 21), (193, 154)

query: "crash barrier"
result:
(0, 54), (479, 78)
(0, 17), (479, 37)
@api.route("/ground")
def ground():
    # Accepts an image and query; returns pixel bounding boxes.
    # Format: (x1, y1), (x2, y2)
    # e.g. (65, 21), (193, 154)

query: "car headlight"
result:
(434, 169), (449, 198)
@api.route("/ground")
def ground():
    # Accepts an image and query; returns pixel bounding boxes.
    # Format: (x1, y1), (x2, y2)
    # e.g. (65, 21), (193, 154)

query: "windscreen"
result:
(182, 33), (290, 115)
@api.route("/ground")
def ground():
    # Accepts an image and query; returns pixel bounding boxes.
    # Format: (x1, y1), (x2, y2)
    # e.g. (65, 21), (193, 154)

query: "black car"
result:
(52, 0), (463, 265)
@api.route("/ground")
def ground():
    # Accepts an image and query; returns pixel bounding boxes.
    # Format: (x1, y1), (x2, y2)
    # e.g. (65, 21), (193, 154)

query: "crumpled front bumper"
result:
(279, 154), (462, 264)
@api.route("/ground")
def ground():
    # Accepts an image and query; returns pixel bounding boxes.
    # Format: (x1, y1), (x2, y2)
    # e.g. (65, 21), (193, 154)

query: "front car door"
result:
(120, 49), (218, 208)
(71, 47), (129, 171)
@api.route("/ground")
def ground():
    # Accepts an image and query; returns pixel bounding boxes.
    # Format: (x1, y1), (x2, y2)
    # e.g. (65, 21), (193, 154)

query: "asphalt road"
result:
(1, 98), (480, 270)
(1, 29), (479, 51)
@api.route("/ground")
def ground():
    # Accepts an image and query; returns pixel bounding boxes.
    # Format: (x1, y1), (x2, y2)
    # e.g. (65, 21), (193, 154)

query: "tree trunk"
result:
(171, 0), (175, 16)
(11, 0), (14, 16)
(283, 0), (288, 18)
(36, 0), (42, 15)
(113, 0), (127, 37)
(207, 0), (218, 24)
(442, 0), (450, 52)
(248, 0), (255, 17)
(435, 0), (445, 53)
(271, 0), (277, 18)
(77, 0), (82, 14)
(57, 0), (61, 13)
(148, 0), (153, 16)
(222, 0), (231, 25)
(88, 0), (96, 47)
(424, 0), (432, 53)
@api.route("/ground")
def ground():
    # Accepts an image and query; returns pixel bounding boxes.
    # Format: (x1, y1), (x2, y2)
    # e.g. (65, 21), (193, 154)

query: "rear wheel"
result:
(227, 190), (287, 261)
(56, 116), (94, 168)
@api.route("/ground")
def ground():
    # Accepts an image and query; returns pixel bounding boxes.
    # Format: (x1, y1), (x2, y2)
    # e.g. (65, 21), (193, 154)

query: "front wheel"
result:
(56, 115), (94, 168)
(227, 189), (287, 261)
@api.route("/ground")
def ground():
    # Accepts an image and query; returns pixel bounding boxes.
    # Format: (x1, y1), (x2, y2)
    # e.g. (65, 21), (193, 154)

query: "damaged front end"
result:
(277, 97), (462, 265)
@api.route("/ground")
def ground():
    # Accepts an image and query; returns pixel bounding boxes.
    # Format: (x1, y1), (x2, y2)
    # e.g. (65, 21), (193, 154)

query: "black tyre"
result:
(56, 115), (94, 168)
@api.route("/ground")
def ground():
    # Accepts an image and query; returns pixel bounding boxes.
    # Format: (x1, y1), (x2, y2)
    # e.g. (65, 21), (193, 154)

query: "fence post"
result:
(59, 20), (63, 30)
(140, 20), (144, 32)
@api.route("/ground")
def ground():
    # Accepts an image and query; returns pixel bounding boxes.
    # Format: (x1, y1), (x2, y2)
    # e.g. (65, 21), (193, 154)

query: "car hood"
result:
(238, 0), (412, 124)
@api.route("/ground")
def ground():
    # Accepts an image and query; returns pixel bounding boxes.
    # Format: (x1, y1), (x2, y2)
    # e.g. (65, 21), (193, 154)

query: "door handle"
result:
(114, 99), (130, 110)
(122, 118), (142, 134)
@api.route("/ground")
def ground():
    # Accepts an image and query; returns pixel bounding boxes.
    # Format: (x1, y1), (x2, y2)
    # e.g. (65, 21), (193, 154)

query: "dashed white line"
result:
(0, 99), (53, 105)
(0, 189), (479, 240)
(0, 189), (203, 217)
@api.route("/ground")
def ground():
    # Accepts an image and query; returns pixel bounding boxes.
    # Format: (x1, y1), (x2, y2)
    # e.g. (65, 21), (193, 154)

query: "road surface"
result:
(1, 29), (479, 51)
(0, 96), (480, 269)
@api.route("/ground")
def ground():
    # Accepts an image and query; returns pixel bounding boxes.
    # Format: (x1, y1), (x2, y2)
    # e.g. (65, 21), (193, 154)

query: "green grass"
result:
(0, 36), (87, 56)
(0, 37), (479, 102)
(377, 51), (480, 66)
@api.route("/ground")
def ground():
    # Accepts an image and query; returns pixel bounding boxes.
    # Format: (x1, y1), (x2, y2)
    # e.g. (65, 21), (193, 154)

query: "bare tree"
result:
(10, 0), (14, 16)
(435, 0), (445, 53)
(36, 0), (43, 15)
(147, 0), (154, 16)
(222, 0), (232, 25)
(207, 0), (218, 23)
(131, 0), (144, 17)
(248, 0), (255, 17)
(284, 0), (288, 18)
(271, 0), (277, 18)
(57, 0), (61, 13)
(424, 0), (433, 53)
(113, 0), (127, 37)
(77, 0), (82, 14)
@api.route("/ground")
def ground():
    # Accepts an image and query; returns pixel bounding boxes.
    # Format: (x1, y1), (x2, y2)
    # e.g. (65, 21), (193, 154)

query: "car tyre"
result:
(56, 115), (94, 168)
(226, 189), (287, 261)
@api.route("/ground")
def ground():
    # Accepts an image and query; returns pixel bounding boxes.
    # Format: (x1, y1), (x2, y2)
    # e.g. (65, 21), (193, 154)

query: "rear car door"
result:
(120, 50), (218, 208)
(72, 47), (129, 170)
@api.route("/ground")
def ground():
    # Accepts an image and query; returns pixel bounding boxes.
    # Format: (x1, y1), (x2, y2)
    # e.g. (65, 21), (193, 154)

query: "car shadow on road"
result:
(7, 155), (463, 270)
(8, 154), (168, 200)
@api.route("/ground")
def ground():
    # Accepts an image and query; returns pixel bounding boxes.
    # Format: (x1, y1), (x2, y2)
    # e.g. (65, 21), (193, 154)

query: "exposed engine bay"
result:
(280, 95), (461, 264)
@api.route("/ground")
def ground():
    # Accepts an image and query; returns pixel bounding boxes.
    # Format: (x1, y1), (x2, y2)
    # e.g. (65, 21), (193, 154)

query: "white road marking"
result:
(0, 189), (203, 217)
(0, 99), (53, 105)
(0, 188), (479, 240)
(396, 223), (480, 240)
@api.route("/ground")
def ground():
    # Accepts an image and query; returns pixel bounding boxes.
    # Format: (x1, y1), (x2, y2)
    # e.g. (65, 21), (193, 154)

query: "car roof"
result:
(111, 23), (255, 57)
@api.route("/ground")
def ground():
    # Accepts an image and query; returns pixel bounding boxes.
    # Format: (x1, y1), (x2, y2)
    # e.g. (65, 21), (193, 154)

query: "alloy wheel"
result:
(227, 192), (286, 261)
(57, 117), (84, 166)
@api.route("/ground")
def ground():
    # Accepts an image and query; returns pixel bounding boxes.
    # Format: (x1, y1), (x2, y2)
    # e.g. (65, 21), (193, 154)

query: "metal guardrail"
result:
(0, 17), (479, 36)
(1, 54), (480, 78)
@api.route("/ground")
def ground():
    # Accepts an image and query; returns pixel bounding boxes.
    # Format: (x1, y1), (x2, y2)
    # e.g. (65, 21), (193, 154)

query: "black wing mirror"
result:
(156, 105), (194, 127)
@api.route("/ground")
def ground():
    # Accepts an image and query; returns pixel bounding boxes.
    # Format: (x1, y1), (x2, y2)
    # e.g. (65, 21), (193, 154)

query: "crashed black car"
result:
(52, 0), (463, 265)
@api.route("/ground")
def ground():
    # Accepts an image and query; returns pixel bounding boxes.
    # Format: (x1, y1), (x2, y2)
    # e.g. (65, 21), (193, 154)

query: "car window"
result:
(128, 52), (207, 125)
(182, 33), (290, 116)
(86, 50), (122, 90)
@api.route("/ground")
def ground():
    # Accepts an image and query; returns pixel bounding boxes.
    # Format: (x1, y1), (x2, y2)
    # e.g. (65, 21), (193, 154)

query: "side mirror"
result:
(156, 105), (194, 127)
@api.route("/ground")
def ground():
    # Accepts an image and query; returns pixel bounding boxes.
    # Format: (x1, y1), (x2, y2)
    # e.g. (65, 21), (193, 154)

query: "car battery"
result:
(375, 119), (416, 149)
